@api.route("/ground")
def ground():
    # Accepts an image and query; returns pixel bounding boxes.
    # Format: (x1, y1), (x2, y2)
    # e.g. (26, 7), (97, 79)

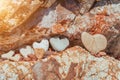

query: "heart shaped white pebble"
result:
(32, 39), (49, 51)
(1, 50), (15, 59)
(81, 32), (107, 54)
(19, 46), (34, 58)
(10, 54), (21, 61)
(50, 37), (69, 51)
(1, 50), (21, 61)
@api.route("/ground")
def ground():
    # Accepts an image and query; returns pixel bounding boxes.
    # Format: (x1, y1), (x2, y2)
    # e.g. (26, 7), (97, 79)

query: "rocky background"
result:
(0, 0), (120, 80)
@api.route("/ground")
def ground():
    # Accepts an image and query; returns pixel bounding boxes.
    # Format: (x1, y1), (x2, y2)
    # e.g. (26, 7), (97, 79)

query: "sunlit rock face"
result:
(0, 0), (42, 34)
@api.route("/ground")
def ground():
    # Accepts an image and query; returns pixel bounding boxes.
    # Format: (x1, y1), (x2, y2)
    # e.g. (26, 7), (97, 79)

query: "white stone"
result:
(19, 46), (34, 58)
(32, 39), (49, 51)
(50, 37), (69, 51)
(1, 50), (15, 59)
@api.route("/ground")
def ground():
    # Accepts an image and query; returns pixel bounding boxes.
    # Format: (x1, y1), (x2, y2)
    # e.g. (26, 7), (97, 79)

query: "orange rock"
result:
(34, 48), (45, 60)
(52, 23), (68, 34)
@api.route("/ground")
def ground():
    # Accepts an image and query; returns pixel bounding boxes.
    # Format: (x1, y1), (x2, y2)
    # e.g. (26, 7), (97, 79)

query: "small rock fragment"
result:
(28, 54), (38, 61)
(32, 39), (49, 51)
(77, 0), (95, 14)
(81, 32), (107, 54)
(50, 37), (69, 51)
(19, 46), (34, 58)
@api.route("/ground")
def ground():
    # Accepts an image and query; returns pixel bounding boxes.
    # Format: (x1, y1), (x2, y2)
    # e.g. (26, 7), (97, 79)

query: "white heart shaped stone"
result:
(19, 46), (34, 58)
(10, 54), (21, 61)
(1, 50), (15, 59)
(81, 32), (107, 54)
(50, 37), (69, 51)
(32, 39), (49, 51)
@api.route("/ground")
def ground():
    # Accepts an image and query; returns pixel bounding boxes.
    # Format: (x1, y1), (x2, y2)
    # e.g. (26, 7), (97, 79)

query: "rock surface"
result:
(1, 46), (120, 80)
(33, 46), (120, 80)
(0, 61), (35, 80)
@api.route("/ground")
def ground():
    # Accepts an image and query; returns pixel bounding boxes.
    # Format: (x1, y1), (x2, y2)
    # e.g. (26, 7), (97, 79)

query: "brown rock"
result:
(1, 46), (120, 80)
(34, 48), (45, 60)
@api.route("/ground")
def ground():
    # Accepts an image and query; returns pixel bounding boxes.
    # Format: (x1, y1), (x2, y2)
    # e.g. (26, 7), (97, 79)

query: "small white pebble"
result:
(1, 50), (15, 59)
(50, 37), (69, 51)
(19, 46), (34, 58)
(32, 39), (49, 51)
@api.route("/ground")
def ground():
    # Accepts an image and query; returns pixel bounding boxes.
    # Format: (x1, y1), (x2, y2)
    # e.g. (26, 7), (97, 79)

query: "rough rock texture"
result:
(0, 61), (35, 80)
(33, 46), (120, 80)
(77, 0), (95, 14)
